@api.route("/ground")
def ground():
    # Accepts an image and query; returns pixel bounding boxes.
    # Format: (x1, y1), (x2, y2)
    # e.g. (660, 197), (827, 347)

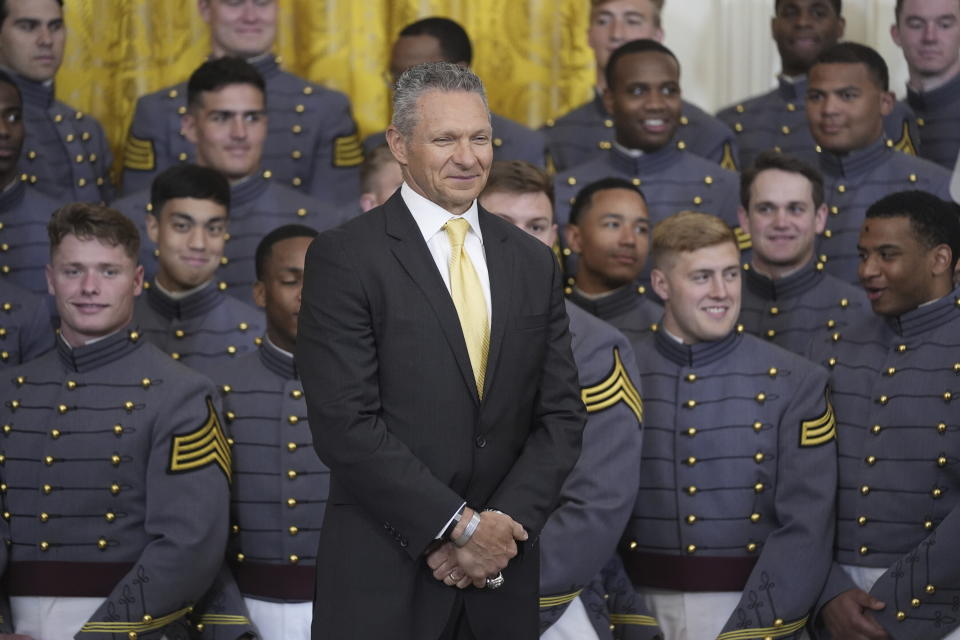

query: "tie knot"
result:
(445, 217), (470, 248)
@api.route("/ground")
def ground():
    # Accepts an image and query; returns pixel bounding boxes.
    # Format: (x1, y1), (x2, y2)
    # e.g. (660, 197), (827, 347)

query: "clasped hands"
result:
(426, 507), (528, 589)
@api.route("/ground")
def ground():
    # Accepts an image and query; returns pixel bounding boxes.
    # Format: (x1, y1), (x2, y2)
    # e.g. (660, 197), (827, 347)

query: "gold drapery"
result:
(57, 0), (595, 172)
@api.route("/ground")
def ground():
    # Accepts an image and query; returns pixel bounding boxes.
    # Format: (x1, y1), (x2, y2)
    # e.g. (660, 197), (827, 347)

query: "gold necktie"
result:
(444, 217), (490, 398)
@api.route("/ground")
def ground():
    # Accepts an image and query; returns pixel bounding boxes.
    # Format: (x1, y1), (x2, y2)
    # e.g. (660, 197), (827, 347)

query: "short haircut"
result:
(0, 69), (21, 104)
(187, 57), (266, 109)
(150, 164), (231, 219)
(813, 42), (889, 91)
(255, 224), (318, 280)
(892, 0), (958, 20)
(740, 150), (825, 209)
(360, 144), (399, 194)
(48, 203), (140, 261)
(866, 190), (960, 270)
(399, 17), (472, 65)
(391, 61), (488, 137)
(652, 211), (736, 268)
(590, 0), (665, 28)
(483, 160), (555, 212)
(605, 39), (680, 91)
(776, 0), (841, 16)
(569, 177), (647, 226)
(0, 0), (63, 26)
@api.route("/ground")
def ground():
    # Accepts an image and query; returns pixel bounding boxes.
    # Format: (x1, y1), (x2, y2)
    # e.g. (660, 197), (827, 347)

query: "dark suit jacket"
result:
(297, 191), (586, 639)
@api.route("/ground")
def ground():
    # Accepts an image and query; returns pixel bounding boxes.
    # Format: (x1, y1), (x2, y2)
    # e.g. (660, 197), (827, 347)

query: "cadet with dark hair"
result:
(0, 203), (231, 638)
(132, 164), (264, 379)
(807, 42), (954, 284)
(808, 191), (960, 640)
(113, 57), (342, 305)
(737, 151), (870, 354)
(718, 0), (919, 170)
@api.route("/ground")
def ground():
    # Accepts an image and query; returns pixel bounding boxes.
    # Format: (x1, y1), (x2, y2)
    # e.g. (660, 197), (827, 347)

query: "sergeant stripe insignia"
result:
(716, 615), (809, 639)
(123, 134), (156, 172)
(80, 606), (191, 632)
(539, 589), (582, 608)
(893, 120), (917, 156)
(720, 142), (738, 171)
(734, 226), (752, 251)
(799, 391), (837, 448)
(199, 614), (253, 625)
(609, 614), (659, 626)
(333, 133), (364, 167)
(581, 347), (643, 423)
(169, 396), (232, 480)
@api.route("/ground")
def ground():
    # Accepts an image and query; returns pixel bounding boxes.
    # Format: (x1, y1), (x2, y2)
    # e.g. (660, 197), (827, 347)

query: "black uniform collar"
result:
(654, 325), (742, 367)
(886, 288), (960, 338)
(567, 283), (646, 321)
(231, 172), (271, 207)
(259, 339), (298, 380)
(776, 75), (807, 102)
(743, 259), (824, 300)
(906, 72), (960, 111)
(818, 137), (889, 178)
(146, 280), (224, 320)
(0, 177), (26, 210)
(56, 326), (144, 373)
(248, 54), (282, 81)
(9, 72), (54, 109)
(608, 141), (684, 175)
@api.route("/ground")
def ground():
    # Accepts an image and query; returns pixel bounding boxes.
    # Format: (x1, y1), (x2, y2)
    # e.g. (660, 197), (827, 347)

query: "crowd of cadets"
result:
(1, 0), (960, 638)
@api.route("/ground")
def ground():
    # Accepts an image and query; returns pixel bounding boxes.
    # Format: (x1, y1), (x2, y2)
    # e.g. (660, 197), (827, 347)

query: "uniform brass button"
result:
(932, 488), (943, 498)
(292, 150), (302, 159)
(263, 170), (273, 179)
(227, 345), (238, 355)
(924, 520), (934, 530)
(886, 367), (896, 376)
(866, 455), (876, 466)
(832, 333), (841, 342)
(755, 392), (766, 403)
(704, 176), (713, 185)
(603, 118), (613, 128)
(39, 541), (49, 551)
(686, 486), (697, 495)
(0, 455), (4, 464)
(295, 104), (305, 113)
(768, 368), (778, 377)
(287, 469), (298, 480)
(66, 380), (77, 390)
(686, 544), (696, 554)
(938, 455), (948, 467)
(291, 390), (303, 399)
(750, 513), (760, 523)
(287, 442), (297, 452)
(734, 122), (743, 132)
(220, 257), (229, 266)
(831, 206), (839, 215)
(238, 322), (249, 331)
(54, 114), (63, 123)
(896, 611), (906, 621)
(754, 482), (765, 493)
(128, 331), (140, 342)
(77, 178), (86, 188)
(938, 423), (948, 434)
(677, 141), (687, 150)
(171, 352), (181, 360)
(39, 512), (48, 522)
(105, 512), (116, 522)
(686, 374), (696, 382)
(178, 152), (188, 162)
(837, 184), (846, 193)
(823, 229), (833, 239)
(58, 404), (68, 414)
(687, 427), (697, 437)
(44, 456), (54, 466)
(493, 138), (503, 147)
(124, 401), (135, 412)
(632, 178), (641, 186)
(98, 538), (108, 550)
(297, 208), (307, 218)
(859, 545), (869, 555)
(292, 124), (303, 134)
(288, 415), (299, 425)
(686, 456), (697, 466)
(781, 125), (790, 135)
(111, 455), (121, 466)
(289, 526), (299, 535)
(909, 173), (918, 183)
(954, 363), (960, 374)
(289, 554), (299, 564)
(926, 584), (935, 594)
(917, 117), (926, 126)
(858, 516), (867, 526)
(754, 452), (764, 463)
(898, 344), (908, 353)
(746, 542), (758, 552)
(693, 196), (703, 205)
(686, 514), (696, 524)
(685, 400), (696, 408)
(111, 483), (121, 495)
(231, 524), (240, 534)
(860, 485), (870, 495)
(2, 424), (11, 434)
(114, 424), (124, 435)
(567, 177), (577, 186)
(910, 597), (921, 608)
(879, 395), (889, 405)
(753, 421), (763, 432)
(42, 484), (53, 494)
(287, 498), (297, 507)
(236, 553), (245, 562)
(871, 424), (882, 435)
(14, 375), (23, 386)
(82, 131), (91, 141)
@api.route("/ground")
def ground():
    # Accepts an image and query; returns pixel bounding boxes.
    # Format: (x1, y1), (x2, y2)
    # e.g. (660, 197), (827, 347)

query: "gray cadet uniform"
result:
(113, 173), (342, 304)
(543, 94), (740, 173)
(739, 260), (871, 356)
(540, 302), (644, 634)
(906, 74), (960, 170)
(0, 176), (64, 294)
(717, 77), (921, 171)
(121, 55), (363, 205)
(9, 73), (114, 203)
(807, 290), (960, 639)
(363, 111), (547, 167)
(620, 328), (837, 640)
(133, 281), (265, 379)
(818, 139), (953, 284)
(566, 283), (662, 345)
(0, 279), (53, 368)
(0, 327), (233, 638)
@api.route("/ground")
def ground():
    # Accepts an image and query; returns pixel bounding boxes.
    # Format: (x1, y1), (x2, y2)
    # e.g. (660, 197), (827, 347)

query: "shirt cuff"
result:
(436, 502), (467, 539)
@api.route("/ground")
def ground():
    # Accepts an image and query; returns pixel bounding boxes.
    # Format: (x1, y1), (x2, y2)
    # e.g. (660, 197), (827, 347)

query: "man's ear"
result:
(252, 280), (267, 309)
(650, 267), (670, 302)
(564, 224), (583, 254)
(879, 90), (895, 117)
(813, 203), (829, 235)
(385, 126), (408, 166)
(930, 243), (953, 278)
(145, 213), (160, 246)
(181, 111), (199, 145)
(736, 206), (750, 236)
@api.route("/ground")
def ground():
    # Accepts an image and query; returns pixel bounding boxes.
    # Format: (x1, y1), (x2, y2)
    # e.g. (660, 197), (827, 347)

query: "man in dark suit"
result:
(297, 62), (586, 640)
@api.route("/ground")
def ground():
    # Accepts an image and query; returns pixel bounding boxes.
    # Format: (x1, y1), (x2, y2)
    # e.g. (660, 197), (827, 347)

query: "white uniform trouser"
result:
(10, 596), (168, 640)
(841, 564), (960, 640)
(541, 596), (600, 640)
(638, 587), (811, 640)
(244, 597), (313, 640)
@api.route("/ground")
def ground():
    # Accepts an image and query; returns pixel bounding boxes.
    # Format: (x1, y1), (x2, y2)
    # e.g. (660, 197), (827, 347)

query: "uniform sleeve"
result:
(120, 95), (168, 197)
(580, 555), (663, 640)
(18, 295), (54, 363)
(540, 337), (643, 630)
(188, 564), (258, 639)
(718, 366), (837, 640)
(305, 91), (362, 207)
(75, 379), (231, 639)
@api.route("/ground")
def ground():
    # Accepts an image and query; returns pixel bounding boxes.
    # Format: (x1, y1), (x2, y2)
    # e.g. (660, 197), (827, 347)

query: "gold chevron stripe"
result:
(800, 392), (836, 447)
(334, 134), (363, 167)
(123, 134), (155, 171)
(80, 606), (191, 632)
(169, 396), (232, 480)
(735, 226), (752, 250)
(581, 347), (643, 422)
(539, 590), (583, 608)
(199, 614), (252, 624)
(609, 614), (659, 626)
(716, 615), (809, 639)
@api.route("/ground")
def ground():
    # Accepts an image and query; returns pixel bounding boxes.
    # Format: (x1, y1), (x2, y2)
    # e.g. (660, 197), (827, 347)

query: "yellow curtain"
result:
(57, 0), (595, 173)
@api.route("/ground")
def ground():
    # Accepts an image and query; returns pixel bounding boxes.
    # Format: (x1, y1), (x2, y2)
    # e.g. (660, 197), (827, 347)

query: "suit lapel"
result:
(479, 208), (512, 403)
(383, 193), (479, 404)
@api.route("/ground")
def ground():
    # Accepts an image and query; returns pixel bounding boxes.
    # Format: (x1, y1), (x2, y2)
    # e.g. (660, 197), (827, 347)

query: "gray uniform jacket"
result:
(121, 55), (362, 205)
(0, 327), (231, 639)
(0, 177), (65, 294)
(739, 260), (871, 356)
(363, 111), (547, 167)
(133, 281), (264, 379)
(621, 328), (837, 640)
(114, 172), (343, 304)
(9, 73), (114, 203)
(717, 76), (920, 171)
(906, 73), (960, 170)
(543, 93), (739, 173)
(818, 138), (953, 284)
(807, 291), (960, 640)
(540, 302), (644, 633)
(0, 279), (53, 368)
(566, 283), (662, 345)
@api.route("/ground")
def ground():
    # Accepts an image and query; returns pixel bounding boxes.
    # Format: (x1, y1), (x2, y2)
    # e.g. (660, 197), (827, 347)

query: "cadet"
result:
(113, 57), (342, 305)
(121, 0), (362, 205)
(133, 164), (264, 379)
(478, 162), (643, 640)
(564, 177), (662, 341)
(0, 278), (53, 367)
(553, 40), (744, 246)
(738, 151), (870, 355)
(807, 42), (954, 285)
(893, 0), (960, 169)
(807, 191), (960, 639)
(0, 69), (63, 294)
(717, 0), (919, 171)
(621, 211), (836, 639)
(0, 203), (230, 638)
(359, 143), (402, 213)
(363, 17), (547, 167)
(544, 0), (739, 173)
(0, 0), (112, 202)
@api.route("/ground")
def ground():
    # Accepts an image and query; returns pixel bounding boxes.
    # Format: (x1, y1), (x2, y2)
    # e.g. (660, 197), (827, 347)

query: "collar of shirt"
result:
(613, 141), (645, 158)
(402, 182), (484, 246)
